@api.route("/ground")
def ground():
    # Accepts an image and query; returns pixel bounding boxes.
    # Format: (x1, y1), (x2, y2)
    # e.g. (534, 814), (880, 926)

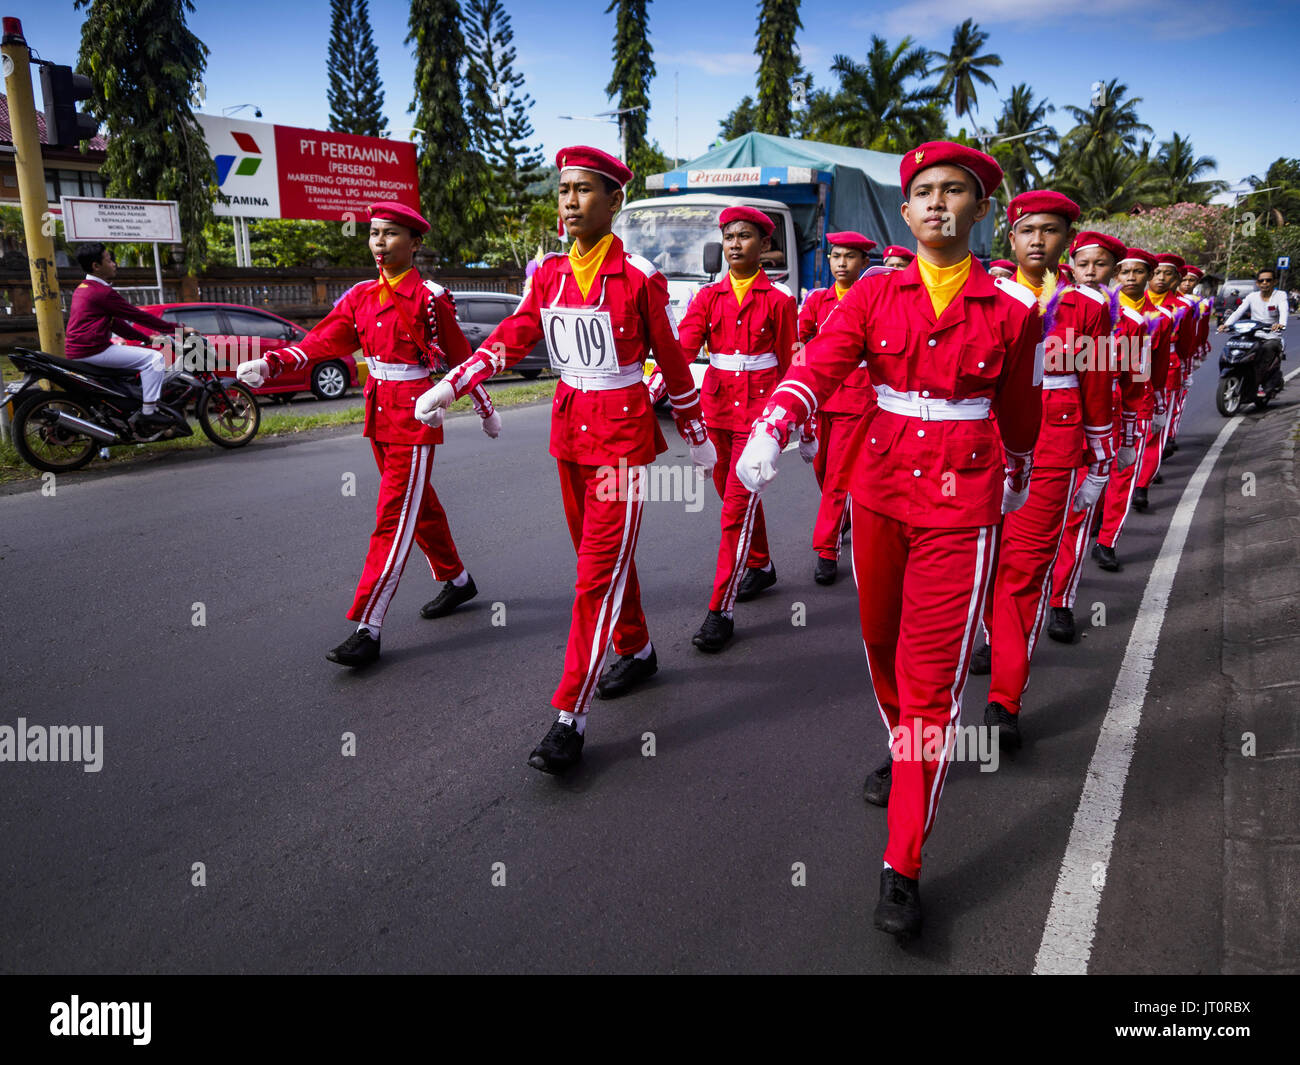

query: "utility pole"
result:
(2, 17), (64, 355)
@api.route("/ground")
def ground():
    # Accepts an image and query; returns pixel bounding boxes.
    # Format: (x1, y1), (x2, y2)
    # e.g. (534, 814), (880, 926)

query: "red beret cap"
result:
(555, 144), (633, 188)
(719, 205), (775, 237)
(1008, 189), (1080, 228)
(1070, 231), (1126, 261)
(989, 259), (1016, 272)
(825, 230), (876, 252)
(882, 245), (915, 262)
(899, 141), (1002, 200)
(368, 200), (429, 235)
(1154, 252), (1186, 271)
(1180, 264), (1205, 279)
(1119, 247), (1158, 270)
(1057, 264), (1074, 282)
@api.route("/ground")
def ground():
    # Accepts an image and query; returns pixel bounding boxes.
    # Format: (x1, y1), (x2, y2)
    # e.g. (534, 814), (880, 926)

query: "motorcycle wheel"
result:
(197, 381), (260, 448)
(12, 392), (100, 472)
(1216, 374), (1243, 417)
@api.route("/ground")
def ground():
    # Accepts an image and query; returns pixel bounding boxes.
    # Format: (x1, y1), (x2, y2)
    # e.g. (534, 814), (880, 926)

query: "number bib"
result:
(541, 308), (620, 377)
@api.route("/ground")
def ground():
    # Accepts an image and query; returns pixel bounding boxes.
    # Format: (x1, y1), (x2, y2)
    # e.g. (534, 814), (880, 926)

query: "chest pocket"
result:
(869, 325), (908, 360)
(609, 312), (641, 362)
(944, 426), (998, 470)
(955, 341), (1001, 392)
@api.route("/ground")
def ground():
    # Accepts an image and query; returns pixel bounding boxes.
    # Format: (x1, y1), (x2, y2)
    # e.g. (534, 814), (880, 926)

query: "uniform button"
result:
(870, 437), (876, 444)
(913, 469), (921, 477)
(978, 361), (985, 368)
(734, 371), (740, 377)
(917, 429), (925, 438)
(928, 338), (937, 347)
(880, 340), (887, 347)
(581, 424), (587, 431)
(623, 406), (628, 412)
(618, 327), (624, 333)
(922, 390), (930, 398)
(377, 406), (383, 411)
(734, 401), (740, 406)
(971, 452), (977, 459)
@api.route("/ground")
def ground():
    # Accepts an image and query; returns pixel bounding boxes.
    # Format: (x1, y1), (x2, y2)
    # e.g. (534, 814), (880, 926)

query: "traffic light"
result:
(39, 64), (98, 148)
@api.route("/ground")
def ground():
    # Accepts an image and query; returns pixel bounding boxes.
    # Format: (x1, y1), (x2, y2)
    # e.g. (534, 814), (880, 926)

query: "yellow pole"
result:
(3, 19), (64, 356)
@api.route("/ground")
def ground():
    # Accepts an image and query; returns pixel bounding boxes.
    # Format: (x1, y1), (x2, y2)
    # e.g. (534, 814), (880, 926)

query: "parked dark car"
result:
(451, 291), (548, 379)
(140, 302), (360, 402)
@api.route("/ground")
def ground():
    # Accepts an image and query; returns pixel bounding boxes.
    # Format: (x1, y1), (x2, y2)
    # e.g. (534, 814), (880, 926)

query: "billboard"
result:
(196, 115), (420, 222)
(60, 197), (181, 243)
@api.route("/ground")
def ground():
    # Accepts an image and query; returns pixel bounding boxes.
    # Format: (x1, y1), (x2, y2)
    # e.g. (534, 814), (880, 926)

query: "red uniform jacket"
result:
(65, 277), (175, 358)
(678, 271), (797, 432)
(761, 257), (1042, 529)
(263, 269), (474, 446)
(1113, 300), (1154, 444)
(1035, 284), (1116, 471)
(1139, 293), (1175, 409)
(797, 286), (876, 416)
(443, 235), (704, 467)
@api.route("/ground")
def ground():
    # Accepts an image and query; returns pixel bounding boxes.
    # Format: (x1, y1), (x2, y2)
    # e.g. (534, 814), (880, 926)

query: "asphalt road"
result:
(0, 335), (1271, 972)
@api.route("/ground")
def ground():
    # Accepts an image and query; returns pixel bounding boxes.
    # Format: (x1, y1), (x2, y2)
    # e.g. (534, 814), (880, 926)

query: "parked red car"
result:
(137, 302), (360, 401)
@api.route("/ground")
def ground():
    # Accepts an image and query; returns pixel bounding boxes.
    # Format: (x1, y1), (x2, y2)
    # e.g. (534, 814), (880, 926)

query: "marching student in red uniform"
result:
(988, 259), (1016, 281)
(966, 193), (1114, 748)
(881, 245), (914, 270)
(415, 146), (714, 773)
(1093, 247), (1171, 571)
(797, 231), (877, 585)
(236, 202), (497, 668)
(1170, 264), (1206, 446)
(676, 206), (797, 651)
(1046, 231), (1146, 642)
(735, 142), (1042, 938)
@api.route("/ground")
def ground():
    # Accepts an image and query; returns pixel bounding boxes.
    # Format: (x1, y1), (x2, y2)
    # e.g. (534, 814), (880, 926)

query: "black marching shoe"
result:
(1047, 606), (1076, 644)
(596, 646), (658, 699)
(1132, 487), (1149, 511)
(527, 719), (584, 774)
(874, 868), (922, 940)
(984, 700), (1022, 750)
(1092, 542), (1121, 572)
(862, 757), (893, 807)
(735, 564), (777, 602)
(1152, 473), (1164, 484)
(420, 574), (478, 619)
(326, 628), (381, 668)
(969, 643), (992, 676)
(814, 556), (838, 585)
(1163, 440), (1178, 459)
(692, 610), (734, 653)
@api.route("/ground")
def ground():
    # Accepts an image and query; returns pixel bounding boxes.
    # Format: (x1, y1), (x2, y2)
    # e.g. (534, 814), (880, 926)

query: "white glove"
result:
(1150, 410), (1168, 433)
(798, 435), (819, 464)
(415, 381), (455, 427)
(1002, 478), (1030, 515)
(481, 410), (501, 438)
(1116, 444), (1138, 471)
(690, 439), (717, 476)
(236, 358), (269, 388)
(737, 433), (781, 494)
(1071, 472), (1108, 512)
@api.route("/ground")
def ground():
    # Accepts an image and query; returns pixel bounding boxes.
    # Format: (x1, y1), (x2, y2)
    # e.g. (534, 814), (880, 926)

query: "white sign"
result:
(1279, 256), (1291, 270)
(61, 197), (181, 243)
(687, 167), (762, 187)
(196, 114), (282, 219)
(542, 308), (620, 377)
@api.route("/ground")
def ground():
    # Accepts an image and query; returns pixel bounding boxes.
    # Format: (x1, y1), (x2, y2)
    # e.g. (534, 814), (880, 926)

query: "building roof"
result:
(0, 93), (108, 154)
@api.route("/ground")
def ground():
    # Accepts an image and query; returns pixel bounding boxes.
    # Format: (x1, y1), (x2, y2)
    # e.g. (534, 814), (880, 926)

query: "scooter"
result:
(1216, 321), (1285, 416)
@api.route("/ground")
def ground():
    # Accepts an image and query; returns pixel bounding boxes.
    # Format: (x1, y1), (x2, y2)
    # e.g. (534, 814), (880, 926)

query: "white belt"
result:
(873, 384), (991, 422)
(709, 352), (778, 372)
(560, 363), (646, 392)
(365, 358), (430, 381)
(1042, 373), (1080, 390)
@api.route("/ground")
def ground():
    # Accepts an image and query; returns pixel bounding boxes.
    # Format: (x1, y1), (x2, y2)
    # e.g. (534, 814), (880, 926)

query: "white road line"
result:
(1034, 398), (1256, 974)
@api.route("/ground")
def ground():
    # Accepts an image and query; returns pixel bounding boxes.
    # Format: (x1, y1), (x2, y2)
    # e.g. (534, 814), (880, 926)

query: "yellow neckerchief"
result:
(1146, 287), (1171, 307)
(1118, 290), (1145, 313)
(376, 268), (412, 305)
(916, 253), (972, 318)
(834, 281), (852, 300)
(569, 233), (614, 300)
(730, 268), (761, 308)
(1015, 267), (1058, 313)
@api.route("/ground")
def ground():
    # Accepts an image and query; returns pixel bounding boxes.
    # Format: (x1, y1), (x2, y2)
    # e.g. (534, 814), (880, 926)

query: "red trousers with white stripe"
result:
(811, 411), (864, 558)
(553, 459), (649, 715)
(1050, 464), (1098, 610)
(348, 441), (465, 627)
(983, 466), (1080, 715)
(1135, 391), (1174, 490)
(850, 505), (998, 879)
(1097, 416), (1150, 549)
(709, 427), (769, 612)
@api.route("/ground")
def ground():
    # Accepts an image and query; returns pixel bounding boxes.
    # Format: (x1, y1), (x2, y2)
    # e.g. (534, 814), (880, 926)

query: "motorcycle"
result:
(1216, 321), (1285, 416)
(2, 341), (260, 473)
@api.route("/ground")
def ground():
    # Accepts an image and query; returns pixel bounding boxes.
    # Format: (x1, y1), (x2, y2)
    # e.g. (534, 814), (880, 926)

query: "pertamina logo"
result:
(214, 131), (270, 207)
(214, 131), (262, 186)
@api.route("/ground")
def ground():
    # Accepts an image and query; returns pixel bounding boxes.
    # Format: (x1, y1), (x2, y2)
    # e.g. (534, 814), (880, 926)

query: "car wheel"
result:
(519, 368), (542, 380)
(311, 361), (349, 400)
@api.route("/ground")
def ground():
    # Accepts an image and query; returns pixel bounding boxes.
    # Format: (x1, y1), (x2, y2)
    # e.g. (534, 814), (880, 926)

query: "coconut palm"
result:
(1055, 137), (1163, 218)
(929, 18), (1002, 120)
(1060, 79), (1152, 157)
(991, 83), (1057, 200)
(1152, 133), (1227, 204)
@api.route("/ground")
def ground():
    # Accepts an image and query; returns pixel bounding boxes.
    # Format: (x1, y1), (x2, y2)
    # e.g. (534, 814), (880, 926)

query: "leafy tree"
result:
(75, 0), (213, 269)
(1053, 137), (1163, 219)
(719, 96), (759, 142)
(990, 83), (1056, 201)
(755, 0), (803, 136)
(203, 218), (377, 268)
(1247, 158), (1300, 226)
(408, 0), (487, 263)
(1149, 133), (1225, 205)
(605, 0), (655, 200)
(327, 0), (388, 137)
(1060, 79), (1152, 158)
(804, 36), (947, 152)
(929, 18), (1001, 120)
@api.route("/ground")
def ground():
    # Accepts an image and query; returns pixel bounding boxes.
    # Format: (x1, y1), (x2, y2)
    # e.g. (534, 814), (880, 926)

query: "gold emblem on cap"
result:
(1017, 206), (1024, 217)
(915, 150), (924, 164)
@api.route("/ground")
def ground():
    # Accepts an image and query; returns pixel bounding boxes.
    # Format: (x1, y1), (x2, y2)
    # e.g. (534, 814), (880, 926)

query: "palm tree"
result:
(991, 83), (1057, 200)
(1055, 137), (1163, 218)
(1152, 133), (1226, 204)
(804, 35), (947, 152)
(1060, 79), (1152, 157)
(929, 18), (1002, 121)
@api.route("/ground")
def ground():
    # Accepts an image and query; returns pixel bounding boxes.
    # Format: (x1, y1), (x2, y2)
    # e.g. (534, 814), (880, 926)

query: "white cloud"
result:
(656, 50), (757, 77)
(869, 0), (1231, 41)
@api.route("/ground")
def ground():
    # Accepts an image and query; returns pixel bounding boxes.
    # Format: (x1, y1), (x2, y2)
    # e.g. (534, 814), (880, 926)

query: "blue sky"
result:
(13, 0), (1300, 201)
